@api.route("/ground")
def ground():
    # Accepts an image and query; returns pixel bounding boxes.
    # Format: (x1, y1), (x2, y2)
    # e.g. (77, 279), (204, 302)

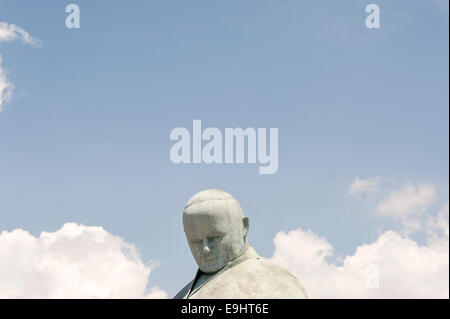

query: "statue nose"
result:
(202, 239), (211, 255)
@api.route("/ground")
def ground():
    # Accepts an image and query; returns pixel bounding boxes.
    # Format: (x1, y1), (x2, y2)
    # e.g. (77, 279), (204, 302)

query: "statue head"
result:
(183, 189), (249, 274)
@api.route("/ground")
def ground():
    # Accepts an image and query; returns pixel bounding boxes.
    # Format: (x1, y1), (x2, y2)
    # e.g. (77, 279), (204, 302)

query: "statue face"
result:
(183, 209), (247, 274)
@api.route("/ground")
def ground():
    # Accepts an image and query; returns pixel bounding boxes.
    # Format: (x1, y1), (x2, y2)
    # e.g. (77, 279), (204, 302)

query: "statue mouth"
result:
(201, 255), (218, 266)
(202, 255), (215, 262)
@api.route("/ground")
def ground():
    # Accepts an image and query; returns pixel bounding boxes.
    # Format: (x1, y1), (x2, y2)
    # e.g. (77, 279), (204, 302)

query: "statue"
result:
(174, 189), (307, 299)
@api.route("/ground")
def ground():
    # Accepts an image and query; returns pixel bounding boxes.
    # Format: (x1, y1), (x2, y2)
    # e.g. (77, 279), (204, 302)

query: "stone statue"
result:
(174, 189), (307, 299)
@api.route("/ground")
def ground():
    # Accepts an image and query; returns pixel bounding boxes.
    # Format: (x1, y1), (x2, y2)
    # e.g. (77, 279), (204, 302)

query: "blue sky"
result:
(0, 1), (448, 297)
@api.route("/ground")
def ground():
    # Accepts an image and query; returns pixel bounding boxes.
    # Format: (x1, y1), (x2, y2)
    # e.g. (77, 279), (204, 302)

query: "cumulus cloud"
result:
(276, 179), (447, 298)
(0, 55), (14, 111)
(272, 202), (449, 298)
(348, 177), (381, 195)
(376, 183), (436, 219)
(0, 223), (167, 298)
(348, 178), (439, 235)
(0, 21), (42, 47)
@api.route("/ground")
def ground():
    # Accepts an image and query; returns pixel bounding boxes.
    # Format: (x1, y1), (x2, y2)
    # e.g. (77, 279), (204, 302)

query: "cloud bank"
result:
(272, 179), (448, 298)
(272, 217), (448, 298)
(0, 223), (166, 298)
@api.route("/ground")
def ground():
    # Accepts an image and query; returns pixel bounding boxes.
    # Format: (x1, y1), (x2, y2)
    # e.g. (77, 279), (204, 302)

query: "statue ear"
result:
(243, 217), (249, 238)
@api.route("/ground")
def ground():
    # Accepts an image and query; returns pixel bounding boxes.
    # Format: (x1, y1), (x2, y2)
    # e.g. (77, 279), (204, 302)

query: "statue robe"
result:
(174, 246), (307, 299)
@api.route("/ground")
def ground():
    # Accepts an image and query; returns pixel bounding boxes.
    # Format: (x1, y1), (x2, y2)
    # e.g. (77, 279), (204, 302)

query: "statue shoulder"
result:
(188, 250), (308, 299)
(238, 255), (308, 298)
(255, 256), (303, 284)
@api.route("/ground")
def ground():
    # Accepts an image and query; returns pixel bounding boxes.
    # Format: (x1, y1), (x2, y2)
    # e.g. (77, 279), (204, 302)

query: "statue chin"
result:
(198, 260), (226, 274)
(199, 265), (221, 274)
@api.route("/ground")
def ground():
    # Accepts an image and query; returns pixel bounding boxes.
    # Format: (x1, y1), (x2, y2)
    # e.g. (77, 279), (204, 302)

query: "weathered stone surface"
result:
(174, 189), (307, 299)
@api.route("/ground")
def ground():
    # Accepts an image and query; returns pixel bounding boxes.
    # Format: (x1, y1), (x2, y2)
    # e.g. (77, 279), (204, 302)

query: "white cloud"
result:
(427, 202), (449, 238)
(348, 178), (438, 234)
(0, 21), (42, 112)
(0, 223), (167, 298)
(272, 202), (449, 298)
(0, 21), (42, 47)
(348, 177), (381, 195)
(0, 54), (14, 111)
(376, 183), (436, 219)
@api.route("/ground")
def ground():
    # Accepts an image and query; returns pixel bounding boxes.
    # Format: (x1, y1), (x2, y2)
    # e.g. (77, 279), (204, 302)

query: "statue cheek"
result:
(191, 244), (202, 259)
(223, 245), (235, 261)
